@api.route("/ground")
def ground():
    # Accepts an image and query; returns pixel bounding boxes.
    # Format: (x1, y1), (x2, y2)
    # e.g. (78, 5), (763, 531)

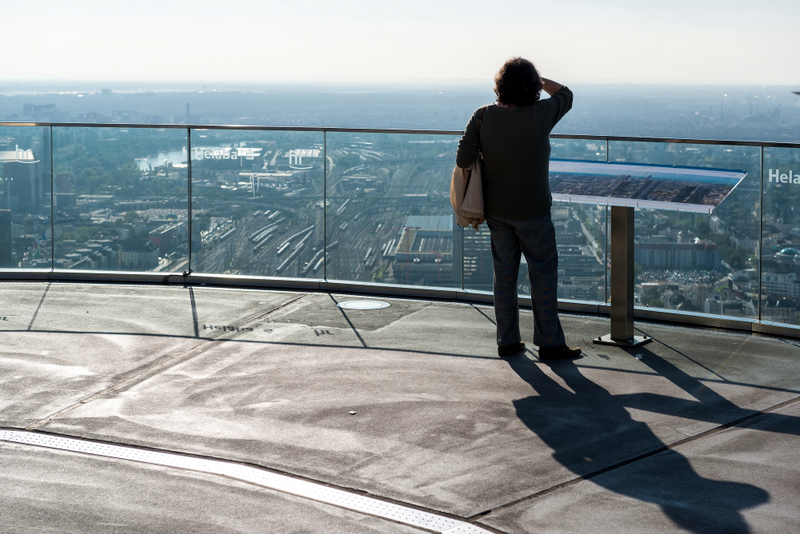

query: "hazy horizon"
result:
(3, 81), (798, 144)
(2, 80), (800, 96)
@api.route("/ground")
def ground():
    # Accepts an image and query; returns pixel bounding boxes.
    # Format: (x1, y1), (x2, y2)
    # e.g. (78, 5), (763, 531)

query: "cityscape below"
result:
(1, 83), (799, 327)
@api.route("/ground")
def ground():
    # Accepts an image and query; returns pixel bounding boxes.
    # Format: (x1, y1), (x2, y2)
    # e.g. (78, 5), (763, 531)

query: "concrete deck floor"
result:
(1, 281), (799, 533)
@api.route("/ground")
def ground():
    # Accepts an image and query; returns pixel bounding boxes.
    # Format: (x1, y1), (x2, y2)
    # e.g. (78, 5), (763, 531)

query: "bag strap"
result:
(464, 107), (488, 194)
(477, 106), (487, 134)
(476, 106), (487, 159)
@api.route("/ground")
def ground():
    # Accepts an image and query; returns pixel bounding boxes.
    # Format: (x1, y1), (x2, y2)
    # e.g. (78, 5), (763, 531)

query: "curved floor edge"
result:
(0, 429), (492, 534)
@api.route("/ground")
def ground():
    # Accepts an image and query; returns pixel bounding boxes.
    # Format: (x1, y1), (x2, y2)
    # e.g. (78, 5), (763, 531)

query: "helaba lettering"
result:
(192, 147), (261, 161)
(768, 169), (800, 184)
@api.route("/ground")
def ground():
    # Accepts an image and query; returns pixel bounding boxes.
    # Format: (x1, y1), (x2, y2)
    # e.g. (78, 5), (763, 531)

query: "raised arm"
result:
(541, 77), (563, 97)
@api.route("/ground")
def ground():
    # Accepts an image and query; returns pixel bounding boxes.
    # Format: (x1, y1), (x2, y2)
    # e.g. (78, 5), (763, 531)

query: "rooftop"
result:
(2, 281), (799, 533)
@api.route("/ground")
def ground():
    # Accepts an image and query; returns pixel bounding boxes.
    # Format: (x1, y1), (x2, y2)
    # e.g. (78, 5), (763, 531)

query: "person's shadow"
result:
(505, 353), (770, 533)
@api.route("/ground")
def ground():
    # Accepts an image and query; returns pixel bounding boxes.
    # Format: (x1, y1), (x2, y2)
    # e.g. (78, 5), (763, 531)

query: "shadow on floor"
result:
(505, 354), (771, 533)
(617, 347), (800, 435)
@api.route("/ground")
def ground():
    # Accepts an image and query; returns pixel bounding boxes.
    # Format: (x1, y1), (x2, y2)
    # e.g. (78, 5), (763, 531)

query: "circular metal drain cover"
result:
(337, 300), (390, 310)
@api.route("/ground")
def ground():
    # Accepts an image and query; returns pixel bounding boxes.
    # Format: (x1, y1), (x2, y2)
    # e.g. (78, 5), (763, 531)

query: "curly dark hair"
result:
(494, 57), (543, 106)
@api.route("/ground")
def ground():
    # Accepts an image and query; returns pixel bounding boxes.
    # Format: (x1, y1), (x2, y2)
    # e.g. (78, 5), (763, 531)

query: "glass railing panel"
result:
(52, 127), (188, 272)
(461, 223), (492, 293)
(464, 202), (609, 300)
(609, 141), (761, 320)
(551, 138), (611, 302)
(761, 147), (800, 327)
(190, 129), (324, 278)
(5, 119), (796, 333)
(325, 132), (459, 288)
(472, 201), (608, 302)
(0, 125), (52, 270)
(554, 201), (608, 303)
(463, 141), (609, 303)
(551, 138), (607, 161)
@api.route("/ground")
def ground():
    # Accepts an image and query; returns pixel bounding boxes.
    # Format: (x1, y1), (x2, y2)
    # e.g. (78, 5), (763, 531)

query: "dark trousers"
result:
(486, 213), (566, 348)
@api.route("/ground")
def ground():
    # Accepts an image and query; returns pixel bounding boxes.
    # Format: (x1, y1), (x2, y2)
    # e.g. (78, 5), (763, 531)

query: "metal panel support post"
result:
(594, 205), (652, 347)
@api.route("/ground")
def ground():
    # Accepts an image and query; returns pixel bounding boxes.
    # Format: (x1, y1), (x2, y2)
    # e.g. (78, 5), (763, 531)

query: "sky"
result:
(3, 0), (800, 86)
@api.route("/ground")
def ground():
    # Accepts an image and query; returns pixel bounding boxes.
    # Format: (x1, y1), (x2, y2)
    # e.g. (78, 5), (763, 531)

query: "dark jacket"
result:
(456, 86), (573, 220)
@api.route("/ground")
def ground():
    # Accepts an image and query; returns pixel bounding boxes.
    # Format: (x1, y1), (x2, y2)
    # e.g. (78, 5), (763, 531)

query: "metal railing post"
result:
(186, 127), (193, 275)
(758, 145), (764, 322)
(49, 125), (55, 270)
(323, 130), (328, 282)
(604, 137), (610, 303)
(604, 204), (609, 304)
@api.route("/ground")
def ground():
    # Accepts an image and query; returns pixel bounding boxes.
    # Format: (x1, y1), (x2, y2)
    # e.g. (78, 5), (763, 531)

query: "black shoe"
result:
(498, 342), (526, 357)
(538, 345), (581, 360)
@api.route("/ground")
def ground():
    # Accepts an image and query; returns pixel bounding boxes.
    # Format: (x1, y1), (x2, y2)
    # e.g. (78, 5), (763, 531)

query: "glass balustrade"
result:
(551, 137), (608, 162)
(325, 131), (459, 289)
(608, 140), (762, 321)
(0, 125), (51, 270)
(550, 139), (610, 304)
(462, 138), (609, 302)
(462, 201), (609, 304)
(1, 121), (798, 331)
(52, 126), (188, 272)
(762, 146), (800, 327)
(190, 129), (324, 278)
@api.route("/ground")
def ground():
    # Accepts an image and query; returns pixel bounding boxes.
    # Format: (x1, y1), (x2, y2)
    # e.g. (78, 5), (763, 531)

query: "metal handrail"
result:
(553, 133), (800, 149)
(2, 120), (800, 148)
(0, 121), (460, 136)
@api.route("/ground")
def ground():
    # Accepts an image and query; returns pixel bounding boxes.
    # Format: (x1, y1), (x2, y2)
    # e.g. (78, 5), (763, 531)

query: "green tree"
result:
(640, 286), (661, 305)
(694, 217), (711, 237)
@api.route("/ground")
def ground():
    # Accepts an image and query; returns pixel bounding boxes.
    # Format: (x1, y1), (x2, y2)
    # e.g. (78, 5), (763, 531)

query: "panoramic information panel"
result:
(549, 160), (748, 213)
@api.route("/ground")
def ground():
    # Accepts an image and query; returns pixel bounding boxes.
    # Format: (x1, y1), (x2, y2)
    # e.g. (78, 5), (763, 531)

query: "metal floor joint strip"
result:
(0, 430), (491, 534)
